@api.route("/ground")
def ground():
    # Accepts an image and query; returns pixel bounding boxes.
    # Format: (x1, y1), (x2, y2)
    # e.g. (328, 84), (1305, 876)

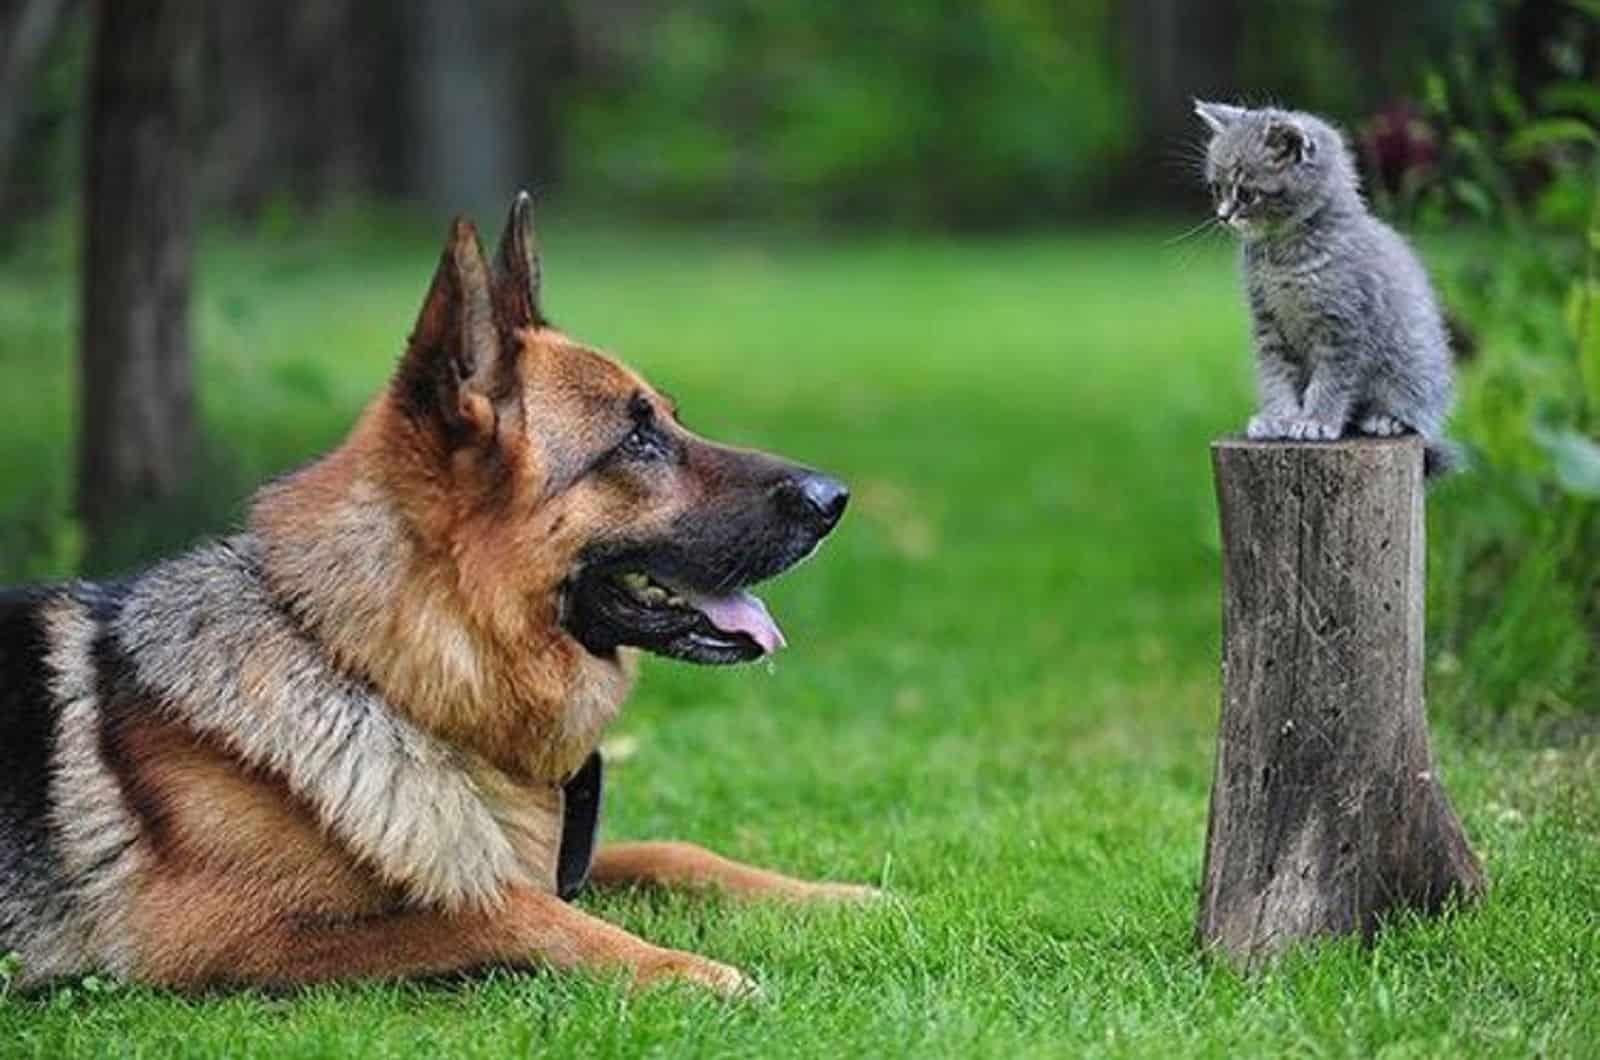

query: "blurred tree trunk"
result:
(0, 0), (71, 208)
(78, 0), (199, 547)
(411, 0), (516, 216)
(1509, 0), (1598, 100)
(201, 0), (411, 216)
(410, 0), (574, 215)
(1344, 0), (1393, 102)
(1122, 0), (1240, 207)
(515, 0), (576, 191)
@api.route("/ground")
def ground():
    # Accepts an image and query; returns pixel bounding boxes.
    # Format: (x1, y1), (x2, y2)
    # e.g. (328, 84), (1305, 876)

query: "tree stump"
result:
(1197, 435), (1485, 970)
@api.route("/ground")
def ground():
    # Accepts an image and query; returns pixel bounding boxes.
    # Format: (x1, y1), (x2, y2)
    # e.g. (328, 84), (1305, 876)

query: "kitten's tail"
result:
(1424, 438), (1463, 479)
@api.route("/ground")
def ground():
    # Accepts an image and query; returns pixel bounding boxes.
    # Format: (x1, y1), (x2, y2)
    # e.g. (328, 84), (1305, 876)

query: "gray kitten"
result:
(1195, 101), (1458, 476)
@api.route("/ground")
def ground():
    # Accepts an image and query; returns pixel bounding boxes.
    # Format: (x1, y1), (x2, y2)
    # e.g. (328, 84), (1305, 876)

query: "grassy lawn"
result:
(0, 215), (1595, 1057)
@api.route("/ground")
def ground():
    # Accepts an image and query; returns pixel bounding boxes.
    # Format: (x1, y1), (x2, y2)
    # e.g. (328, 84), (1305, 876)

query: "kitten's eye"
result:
(1236, 186), (1257, 206)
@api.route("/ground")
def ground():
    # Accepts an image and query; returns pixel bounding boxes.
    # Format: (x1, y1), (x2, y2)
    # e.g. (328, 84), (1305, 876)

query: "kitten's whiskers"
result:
(1164, 217), (1220, 247)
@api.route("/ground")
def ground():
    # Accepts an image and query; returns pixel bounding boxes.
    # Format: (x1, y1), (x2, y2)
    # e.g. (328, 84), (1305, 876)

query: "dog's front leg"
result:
(134, 880), (755, 996)
(591, 841), (880, 902)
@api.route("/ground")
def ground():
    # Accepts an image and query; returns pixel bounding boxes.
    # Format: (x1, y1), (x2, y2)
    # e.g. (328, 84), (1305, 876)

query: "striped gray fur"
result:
(1195, 101), (1458, 476)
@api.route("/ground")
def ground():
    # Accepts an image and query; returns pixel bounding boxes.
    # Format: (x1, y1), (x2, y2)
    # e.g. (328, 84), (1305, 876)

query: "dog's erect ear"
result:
(1265, 119), (1313, 165)
(398, 216), (506, 440)
(492, 191), (545, 331)
(1194, 100), (1246, 135)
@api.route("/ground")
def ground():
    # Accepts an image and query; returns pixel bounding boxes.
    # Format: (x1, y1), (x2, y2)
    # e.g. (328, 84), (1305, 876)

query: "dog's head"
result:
(389, 194), (846, 666)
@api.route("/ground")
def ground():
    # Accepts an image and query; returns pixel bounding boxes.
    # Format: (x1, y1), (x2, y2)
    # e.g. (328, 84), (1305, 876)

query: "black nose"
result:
(776, 472), (849, 532)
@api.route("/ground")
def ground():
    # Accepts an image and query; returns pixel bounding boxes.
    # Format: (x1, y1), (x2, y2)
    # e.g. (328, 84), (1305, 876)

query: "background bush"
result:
(1417, 0), (1600, 728)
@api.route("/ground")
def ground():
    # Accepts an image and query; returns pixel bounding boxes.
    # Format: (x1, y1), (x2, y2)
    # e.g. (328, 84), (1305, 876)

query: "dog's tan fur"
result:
(0, 197), (868, 997)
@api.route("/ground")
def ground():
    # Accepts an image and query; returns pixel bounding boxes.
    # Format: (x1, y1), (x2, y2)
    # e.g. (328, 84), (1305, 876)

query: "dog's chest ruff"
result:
(112, 538), (553, 911)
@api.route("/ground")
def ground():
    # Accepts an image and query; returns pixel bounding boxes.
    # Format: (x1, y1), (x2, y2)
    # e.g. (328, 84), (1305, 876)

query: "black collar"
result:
(557, 751), (604, 900)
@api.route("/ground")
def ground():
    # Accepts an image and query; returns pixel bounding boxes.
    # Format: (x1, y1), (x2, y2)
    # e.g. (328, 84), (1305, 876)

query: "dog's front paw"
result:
(796, 881), (886, 904)
(1279, 417), (1342, 441)
(639, 950), (762, 1000)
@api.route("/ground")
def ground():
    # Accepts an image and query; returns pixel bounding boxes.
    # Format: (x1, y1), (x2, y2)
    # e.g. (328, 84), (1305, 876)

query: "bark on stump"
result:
(1198, 435), (1484, 970)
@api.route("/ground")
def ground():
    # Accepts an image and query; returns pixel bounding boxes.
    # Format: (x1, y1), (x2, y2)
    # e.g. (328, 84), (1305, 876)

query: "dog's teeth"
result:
(615, 571), (684, 607)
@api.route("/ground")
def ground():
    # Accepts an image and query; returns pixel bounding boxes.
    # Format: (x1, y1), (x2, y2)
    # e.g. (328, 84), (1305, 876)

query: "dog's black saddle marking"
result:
(557, 751), (604, 900)
(0, 588), (58, 870)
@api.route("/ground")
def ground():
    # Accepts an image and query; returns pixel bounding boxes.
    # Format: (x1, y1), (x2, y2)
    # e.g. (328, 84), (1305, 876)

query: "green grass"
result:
(0, 214), (1596, 1057)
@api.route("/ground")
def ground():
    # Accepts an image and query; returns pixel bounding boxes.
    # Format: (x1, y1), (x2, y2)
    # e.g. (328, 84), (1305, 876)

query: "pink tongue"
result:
(681, 588), (786, 655)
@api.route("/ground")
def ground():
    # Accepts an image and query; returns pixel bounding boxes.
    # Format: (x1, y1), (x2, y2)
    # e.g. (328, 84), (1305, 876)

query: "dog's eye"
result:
(611, 391), (673, 464)
(619, 423), (669, 462)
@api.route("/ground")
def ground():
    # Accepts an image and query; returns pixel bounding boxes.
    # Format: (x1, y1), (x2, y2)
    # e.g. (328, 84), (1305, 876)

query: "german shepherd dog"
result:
(0, 195), (869, 997)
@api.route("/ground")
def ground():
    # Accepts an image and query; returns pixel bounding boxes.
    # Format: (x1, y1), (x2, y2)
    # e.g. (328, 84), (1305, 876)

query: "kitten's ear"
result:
(1265, 120), (1313, 165)
(1194, 100), (1246, 135)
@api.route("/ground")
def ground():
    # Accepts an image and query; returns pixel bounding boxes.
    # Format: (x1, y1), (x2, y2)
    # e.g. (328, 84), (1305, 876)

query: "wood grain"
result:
(1198, 435), (1484, 970)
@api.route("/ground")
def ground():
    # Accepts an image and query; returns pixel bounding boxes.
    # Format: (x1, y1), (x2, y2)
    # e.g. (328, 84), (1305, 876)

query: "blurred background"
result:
(0, 0), (1596, 733)
(0, 0), (1543, 226)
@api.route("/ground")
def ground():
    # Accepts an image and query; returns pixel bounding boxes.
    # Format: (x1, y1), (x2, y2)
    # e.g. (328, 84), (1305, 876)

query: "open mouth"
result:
(560, 469), (846, 666)
(565, 561), (789, 666)
(613, 569), (785, 655)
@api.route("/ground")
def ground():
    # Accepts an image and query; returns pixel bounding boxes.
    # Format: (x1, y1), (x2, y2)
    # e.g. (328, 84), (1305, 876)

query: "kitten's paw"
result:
(1358, 414), (1409, 437)
(1281, 417), (1343, 441)
(1247, 414), (1295, 439)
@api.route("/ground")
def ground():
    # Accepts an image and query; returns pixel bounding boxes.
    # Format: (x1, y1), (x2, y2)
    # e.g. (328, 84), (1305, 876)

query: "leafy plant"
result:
(1412, 0), (1600, 727)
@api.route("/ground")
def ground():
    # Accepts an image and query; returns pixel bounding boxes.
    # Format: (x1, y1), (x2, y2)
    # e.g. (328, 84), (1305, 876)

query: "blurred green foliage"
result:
(1419, 0), (1600, 727)
(565, 1), (1127, 227)
(0, 0), (1482, 230)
